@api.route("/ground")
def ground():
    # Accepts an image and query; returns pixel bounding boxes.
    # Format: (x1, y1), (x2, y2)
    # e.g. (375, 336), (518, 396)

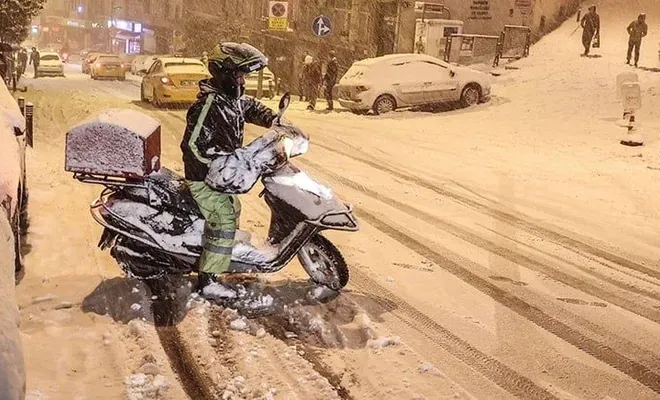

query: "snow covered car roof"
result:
(0, 79), (25, 132)
(355, 53), (449, 67)
(158, 57), (205, 65)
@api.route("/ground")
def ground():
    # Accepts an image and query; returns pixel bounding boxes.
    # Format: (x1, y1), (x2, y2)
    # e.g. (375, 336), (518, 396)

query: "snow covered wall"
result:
(0, 216), (24, 400)
(0, 82), (26, 400)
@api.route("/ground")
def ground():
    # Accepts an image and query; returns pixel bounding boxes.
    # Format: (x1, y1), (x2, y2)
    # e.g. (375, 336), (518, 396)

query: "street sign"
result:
(616, 71), (638, 100)
(312, 15), (331, 37)
(268, 1), (288, 31)
(515, 0), (532, 15)
(415, 2), (445, 13)
(621, 82), (641, 110)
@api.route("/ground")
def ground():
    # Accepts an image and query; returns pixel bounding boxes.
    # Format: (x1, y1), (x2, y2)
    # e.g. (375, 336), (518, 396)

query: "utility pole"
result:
(256, 0), (267, 99)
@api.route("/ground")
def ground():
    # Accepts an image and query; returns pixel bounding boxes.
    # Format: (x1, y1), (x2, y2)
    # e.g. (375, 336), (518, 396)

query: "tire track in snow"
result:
(354, 209), (660, 394)
(347, 268), (559, 400)
(297, 159), (660, 394)
(150, 285), (218, 400)
(310, 139), (660, 281)
(302, 157), (660, 323)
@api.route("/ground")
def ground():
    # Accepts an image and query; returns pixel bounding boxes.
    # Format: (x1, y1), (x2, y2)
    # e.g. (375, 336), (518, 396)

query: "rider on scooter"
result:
(180, 42), (278, 293)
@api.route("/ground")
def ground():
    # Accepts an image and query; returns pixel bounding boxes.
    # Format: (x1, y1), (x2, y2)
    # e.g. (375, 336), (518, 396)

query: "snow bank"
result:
(0, 81), (23, 217)
(0, 215), (25, 400)
(65, 108), (161, 177)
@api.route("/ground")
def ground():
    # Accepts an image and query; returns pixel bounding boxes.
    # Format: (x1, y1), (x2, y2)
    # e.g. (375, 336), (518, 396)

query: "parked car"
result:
(90, 54), (126, 80)
(140, 57), (210, 107)
(244, 66), (275, 99)
(36, 51), (65, 77)
(0, 78), (29, 400)
(81, 52), (101, 74)
(0, 79), (31, 272)
(337, 53), (492, 115)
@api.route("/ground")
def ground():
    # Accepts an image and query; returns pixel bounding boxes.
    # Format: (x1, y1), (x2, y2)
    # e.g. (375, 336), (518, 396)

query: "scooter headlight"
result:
(282, 137), (294, 159)
(290, 139), (309, 157)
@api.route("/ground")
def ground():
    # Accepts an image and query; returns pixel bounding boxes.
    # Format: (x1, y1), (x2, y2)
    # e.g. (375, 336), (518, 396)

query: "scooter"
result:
(71, 94), (359, 291)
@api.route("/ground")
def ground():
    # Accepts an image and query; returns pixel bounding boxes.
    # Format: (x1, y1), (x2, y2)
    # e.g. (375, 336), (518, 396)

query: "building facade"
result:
(34, 0), (184, 54)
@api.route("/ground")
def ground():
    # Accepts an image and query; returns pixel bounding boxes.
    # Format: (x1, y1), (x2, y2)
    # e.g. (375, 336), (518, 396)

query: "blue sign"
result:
(312, 15), (332, 37)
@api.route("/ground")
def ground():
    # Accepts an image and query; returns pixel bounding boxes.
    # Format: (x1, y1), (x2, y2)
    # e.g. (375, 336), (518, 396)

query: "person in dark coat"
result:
(17, 48), (27, 77)
(580, 5), (600, 56)
(626, 13), (648, 67)
(29, 47), (40, 78)
(180, 42), (277, 294)
(323, 50), (339, 110)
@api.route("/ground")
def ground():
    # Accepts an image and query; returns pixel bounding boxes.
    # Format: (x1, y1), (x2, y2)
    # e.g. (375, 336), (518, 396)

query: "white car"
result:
(337, 53), (492, 115)
(36, 51), (65, 77)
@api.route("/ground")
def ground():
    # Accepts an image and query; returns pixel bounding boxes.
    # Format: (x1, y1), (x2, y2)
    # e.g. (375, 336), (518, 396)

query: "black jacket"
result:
(180, 79), (276, 182)
(324, 57), (338, 84)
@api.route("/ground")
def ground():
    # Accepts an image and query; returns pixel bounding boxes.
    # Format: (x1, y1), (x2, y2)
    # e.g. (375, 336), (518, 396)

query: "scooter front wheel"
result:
(297, 234), (349, 291)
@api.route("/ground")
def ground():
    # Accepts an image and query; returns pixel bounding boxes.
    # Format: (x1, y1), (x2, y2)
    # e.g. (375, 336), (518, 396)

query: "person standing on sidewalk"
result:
(626, 13), (648, 67)
(323, 50), (339, 111)
(29, 47), (40, 78)
(580, 5), (600, 56)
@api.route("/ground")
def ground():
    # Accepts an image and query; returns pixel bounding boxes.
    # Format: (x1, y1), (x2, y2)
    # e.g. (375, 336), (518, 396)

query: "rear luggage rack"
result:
(74, 172), (147, 189)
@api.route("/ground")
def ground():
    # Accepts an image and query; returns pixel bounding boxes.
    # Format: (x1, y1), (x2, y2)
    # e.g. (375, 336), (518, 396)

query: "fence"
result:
(493, 25), (532, 66)
(443, 34), (499, 66)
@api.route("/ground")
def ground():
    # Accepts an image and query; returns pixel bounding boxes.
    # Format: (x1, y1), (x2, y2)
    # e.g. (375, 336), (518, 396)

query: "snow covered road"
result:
(12, 3), (660, 397)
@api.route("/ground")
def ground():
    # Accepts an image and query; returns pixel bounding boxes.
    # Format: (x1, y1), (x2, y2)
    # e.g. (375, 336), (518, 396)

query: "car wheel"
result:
(460, 83), (481, 107)
(372, 94), (396, 115)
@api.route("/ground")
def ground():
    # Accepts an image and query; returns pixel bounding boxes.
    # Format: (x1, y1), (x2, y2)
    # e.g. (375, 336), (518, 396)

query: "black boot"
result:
(196, 271), (217, 293)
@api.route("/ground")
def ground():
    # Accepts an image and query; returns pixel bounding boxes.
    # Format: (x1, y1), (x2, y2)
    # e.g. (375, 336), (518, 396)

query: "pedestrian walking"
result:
(626, 13), (648, 67)
(302, 55), (322, 110)
(580, 5), (600, 56)
(323, 50), (339, 110)
(29, 47), (40, 78)
(17, 48), (27, 77)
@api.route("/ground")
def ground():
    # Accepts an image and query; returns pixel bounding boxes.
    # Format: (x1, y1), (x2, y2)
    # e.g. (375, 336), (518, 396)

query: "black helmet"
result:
(208, 42), (268, 98)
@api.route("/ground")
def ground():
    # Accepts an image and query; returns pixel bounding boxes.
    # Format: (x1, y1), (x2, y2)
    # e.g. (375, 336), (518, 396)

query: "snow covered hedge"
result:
(0, 80), (26, 400)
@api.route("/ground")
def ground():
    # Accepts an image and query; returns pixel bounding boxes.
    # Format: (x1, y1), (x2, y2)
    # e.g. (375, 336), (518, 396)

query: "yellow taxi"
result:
(90, 54), (126, 80)
(140, 57), (211, 107)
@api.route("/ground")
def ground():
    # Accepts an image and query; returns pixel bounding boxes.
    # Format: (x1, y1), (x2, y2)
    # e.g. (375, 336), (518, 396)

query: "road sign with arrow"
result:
(312, 15), (332, 37)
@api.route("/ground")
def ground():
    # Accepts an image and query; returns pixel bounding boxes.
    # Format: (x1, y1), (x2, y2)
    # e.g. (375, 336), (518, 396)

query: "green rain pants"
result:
(188, 181), (242, 275)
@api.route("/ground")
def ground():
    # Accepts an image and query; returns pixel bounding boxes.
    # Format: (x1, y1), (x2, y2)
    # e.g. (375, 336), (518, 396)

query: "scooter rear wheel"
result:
(297, 234), (349, 291)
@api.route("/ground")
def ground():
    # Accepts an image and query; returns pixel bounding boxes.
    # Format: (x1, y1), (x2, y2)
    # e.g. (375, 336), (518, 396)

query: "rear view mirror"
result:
(275, 92), (291, 126)
(279, 92), (290, 112)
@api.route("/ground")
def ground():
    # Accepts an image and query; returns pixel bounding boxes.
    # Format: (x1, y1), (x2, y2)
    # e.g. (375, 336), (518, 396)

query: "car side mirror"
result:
(449, 69), (456, 78)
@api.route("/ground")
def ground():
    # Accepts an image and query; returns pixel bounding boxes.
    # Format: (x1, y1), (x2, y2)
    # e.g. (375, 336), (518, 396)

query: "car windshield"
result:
(40, 54), (59, 61)
(164, 62), (206, 74)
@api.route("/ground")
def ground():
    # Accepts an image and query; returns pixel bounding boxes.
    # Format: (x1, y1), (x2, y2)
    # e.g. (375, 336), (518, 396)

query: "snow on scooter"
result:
(65, 93), (359, 292)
